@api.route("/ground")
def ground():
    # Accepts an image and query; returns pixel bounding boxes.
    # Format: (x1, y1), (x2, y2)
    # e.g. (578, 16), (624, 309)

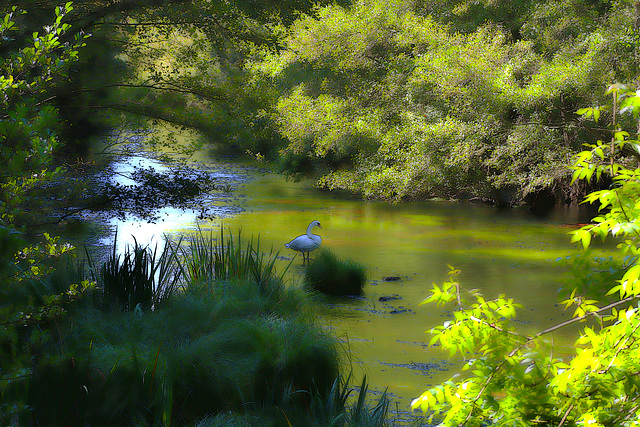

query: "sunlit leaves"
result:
(415, 86), (640, 426)
(570, 228), (593, 249)
(261, 0), (640, 205)
(577, 106), (603, 122)
(560, 288), (600, 318)
(267, 0), (582, 202)
(0, 3), (88, 108)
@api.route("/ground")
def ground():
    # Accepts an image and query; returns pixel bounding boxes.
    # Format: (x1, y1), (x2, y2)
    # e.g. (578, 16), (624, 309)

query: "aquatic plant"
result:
(304, 248), (367, 296)
(95, 235), (183, 311)
(192, 373), (391, 427)
(300, 373), (390, 427)
(180, 227), (288, 292)
(347, 376), (390, 427)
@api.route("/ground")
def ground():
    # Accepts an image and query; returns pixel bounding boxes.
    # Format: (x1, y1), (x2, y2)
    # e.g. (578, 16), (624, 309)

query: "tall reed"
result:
(92, 233), (183, 311)
(180, 228), (289, 292)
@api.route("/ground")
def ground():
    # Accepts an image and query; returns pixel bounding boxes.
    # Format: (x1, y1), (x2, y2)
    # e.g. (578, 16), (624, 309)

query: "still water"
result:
(91, 147), (600, 413)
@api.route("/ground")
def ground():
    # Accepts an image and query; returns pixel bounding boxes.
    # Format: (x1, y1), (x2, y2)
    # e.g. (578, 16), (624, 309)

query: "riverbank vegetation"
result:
(261, 0), (639, 209)
(2, 227), (393, 425)
(7, 0), (640, 212)
(411, 86), (640, 426)
(4, 0), (640, 426)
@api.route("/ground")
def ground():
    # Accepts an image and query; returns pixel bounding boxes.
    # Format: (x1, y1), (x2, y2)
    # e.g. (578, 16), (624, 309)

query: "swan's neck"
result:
(306, 223), (316, 237)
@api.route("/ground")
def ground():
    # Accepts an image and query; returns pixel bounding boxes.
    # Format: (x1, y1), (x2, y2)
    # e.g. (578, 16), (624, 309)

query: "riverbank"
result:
(3, 227), (400, 425)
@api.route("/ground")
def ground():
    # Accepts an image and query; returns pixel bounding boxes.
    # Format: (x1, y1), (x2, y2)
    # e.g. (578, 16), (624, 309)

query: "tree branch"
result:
(532, 295), (638, 339)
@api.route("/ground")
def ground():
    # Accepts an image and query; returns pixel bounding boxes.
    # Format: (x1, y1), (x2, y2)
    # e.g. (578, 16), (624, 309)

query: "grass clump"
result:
(9, 229), (393, 426)
(180, 227), (286, 292)
(45, 281), (339, 425)
(305, 248), (368, 296)
(92, 234), (183, 311)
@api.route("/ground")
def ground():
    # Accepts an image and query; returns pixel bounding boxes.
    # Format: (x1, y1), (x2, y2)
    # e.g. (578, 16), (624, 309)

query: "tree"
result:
(0, 5), (95, 421)
(8, 0), (338, 156)
(251, 0), (640, 210)
(411, 84), (640, 426)
(0, 2), (90, 226)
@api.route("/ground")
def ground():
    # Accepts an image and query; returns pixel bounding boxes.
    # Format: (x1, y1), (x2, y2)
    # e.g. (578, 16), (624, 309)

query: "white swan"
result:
(285, 220), (322, 263)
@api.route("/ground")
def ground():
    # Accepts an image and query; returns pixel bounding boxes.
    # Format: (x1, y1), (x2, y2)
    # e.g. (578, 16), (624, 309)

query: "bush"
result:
(304, 248), (367, 296)
(180, 227), (287, 292)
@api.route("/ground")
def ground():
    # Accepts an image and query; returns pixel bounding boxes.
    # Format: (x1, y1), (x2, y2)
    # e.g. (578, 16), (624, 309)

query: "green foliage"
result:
(180, 227), (289, 291)
(0, 3), (89, 227)
(195, 374), (390, 427)
(12, 230), (367, 425)
(0, 2), (394, 425)
(2, 228), (330, 424)
(250, 0), (640, 206)
(304, 248), (367, 296)
(412, 86), (640, 426)
(557, 251), (631, 301)
(97, 164), (222, 222)
(0, 229), (95, 423)
(0, 4), (102, 422)
(345, 375), (390, 427)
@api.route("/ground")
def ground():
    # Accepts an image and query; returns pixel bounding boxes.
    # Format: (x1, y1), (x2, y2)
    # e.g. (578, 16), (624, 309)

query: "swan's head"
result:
(310, 220), (322, 229)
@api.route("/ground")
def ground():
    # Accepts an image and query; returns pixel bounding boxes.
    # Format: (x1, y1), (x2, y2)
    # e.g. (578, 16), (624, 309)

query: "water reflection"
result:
(98, 153), (249, 253)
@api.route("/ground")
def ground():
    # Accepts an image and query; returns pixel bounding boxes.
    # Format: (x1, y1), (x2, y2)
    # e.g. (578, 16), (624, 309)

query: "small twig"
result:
(532, 295), (638, 339)
(558, 403), (574, 427)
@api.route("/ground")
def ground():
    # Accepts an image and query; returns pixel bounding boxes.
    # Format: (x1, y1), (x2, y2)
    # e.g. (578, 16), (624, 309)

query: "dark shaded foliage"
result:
(305, 248), (367, 296)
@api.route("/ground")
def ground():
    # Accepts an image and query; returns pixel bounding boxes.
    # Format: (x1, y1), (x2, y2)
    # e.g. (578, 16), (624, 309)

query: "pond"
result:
(80, 136), (606, 419)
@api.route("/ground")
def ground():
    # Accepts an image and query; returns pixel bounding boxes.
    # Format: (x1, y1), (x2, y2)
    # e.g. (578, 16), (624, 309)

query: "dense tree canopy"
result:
(6, 0), (638, 209)
(255, 0), (640, 208)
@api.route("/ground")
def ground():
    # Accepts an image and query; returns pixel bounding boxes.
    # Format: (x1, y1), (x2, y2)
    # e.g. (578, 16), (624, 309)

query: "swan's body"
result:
(285, 220), (322, 263)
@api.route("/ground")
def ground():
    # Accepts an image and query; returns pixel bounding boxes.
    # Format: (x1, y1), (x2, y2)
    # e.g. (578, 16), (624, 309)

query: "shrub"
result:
(304, 248), (367, 296)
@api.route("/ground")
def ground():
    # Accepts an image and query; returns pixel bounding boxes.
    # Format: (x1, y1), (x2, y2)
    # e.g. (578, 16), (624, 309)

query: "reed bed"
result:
(179, 227), (288, 292)
(12, 228), (393, 426)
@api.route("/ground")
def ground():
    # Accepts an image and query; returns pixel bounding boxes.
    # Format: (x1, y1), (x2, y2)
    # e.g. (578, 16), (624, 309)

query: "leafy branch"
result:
(412, 84), (640, 427)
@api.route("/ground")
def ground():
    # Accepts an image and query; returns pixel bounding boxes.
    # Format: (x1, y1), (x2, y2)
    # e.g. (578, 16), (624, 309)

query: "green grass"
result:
(35, 278), (338, 425)
(304, 248), (368, 296)
(14, 229), (395, 426)
(180, 227), (289, 293)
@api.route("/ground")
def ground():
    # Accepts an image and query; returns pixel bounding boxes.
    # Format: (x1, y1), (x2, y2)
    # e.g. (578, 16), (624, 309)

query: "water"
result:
(83, 139), (605, 413)
(196, 171), (584, 407)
